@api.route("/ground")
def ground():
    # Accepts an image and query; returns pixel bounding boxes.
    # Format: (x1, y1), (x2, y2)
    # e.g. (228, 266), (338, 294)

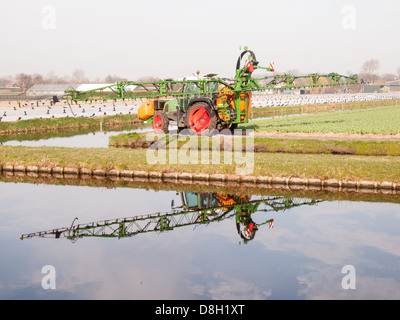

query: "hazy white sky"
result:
(0, 0), (399, 80)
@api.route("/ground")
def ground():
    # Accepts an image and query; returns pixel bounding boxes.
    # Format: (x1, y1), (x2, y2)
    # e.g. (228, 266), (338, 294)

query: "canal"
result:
(0, 125), (152, 149)
(1, 175), (399, 300)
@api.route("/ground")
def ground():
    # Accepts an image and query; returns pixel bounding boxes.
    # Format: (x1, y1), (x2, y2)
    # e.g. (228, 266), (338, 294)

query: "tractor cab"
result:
(181, 192), (220, 210)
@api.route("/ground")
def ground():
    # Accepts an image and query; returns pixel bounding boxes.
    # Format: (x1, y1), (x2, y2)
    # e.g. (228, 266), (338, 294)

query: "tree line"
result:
(359, 59), (399, 84)
(0, 69), (130, 92)
(1, 61), (399, 93)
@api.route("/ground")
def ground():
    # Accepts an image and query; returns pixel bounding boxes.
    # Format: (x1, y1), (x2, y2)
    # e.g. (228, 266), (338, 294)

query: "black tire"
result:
(153, 111), (169, 134)
(229, 123), (239, 132)
(185, 102), (217, 135)
(177, 126), (186, 134)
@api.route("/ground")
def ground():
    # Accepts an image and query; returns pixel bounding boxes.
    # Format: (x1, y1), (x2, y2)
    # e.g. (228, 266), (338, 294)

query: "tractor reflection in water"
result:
(177, 192), (320, 244)
(176, 192), (261, 243)
(20, 192), (322, 243)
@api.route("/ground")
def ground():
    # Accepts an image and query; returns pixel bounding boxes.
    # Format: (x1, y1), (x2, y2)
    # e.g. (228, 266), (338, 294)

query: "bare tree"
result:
(72, 69), (88, 83)
(381, 73), (396, 81)
(46, 70), (67, 84)
(105, 74), (126, 83)
(397, 66), (400, 79)
(285, 69), (302, 76)
(135, 76), (160, 82)
(360, 59), (380, 83)
(15, 73), (34, 92)
(0, 76), (12, 87)
(32, 73), (44, 84)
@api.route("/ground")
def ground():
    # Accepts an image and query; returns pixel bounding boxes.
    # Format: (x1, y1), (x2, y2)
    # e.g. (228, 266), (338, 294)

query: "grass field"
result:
(1, 100), (399, 184)
(251, 99), (400, 118)
(245, 105), (400, 135)
(1, 145), (400, 183)
(109, 132), (400, 156)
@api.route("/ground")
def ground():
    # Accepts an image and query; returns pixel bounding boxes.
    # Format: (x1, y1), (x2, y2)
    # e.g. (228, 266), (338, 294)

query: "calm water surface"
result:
(0, 180), (399, 300)
(2, 128), (153, 149)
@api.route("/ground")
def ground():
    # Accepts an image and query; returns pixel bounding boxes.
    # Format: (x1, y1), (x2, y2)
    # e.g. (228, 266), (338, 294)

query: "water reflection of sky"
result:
(0, 181), (399, 300)
(2, 128), (153, 149)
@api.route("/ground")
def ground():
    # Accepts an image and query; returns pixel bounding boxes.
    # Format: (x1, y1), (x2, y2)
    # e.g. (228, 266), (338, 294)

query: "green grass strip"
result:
(251, 99), (400, 118)
(245, 105), (400, 135)
(1, 145), (399, 183)
(109, 132), (400, 156)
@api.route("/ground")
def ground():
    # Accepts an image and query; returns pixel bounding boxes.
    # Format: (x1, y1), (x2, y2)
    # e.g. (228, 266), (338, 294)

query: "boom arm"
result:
(65, 74), (357, 103)
(20, 195), (322, 242)
(64, 50), (357, 103)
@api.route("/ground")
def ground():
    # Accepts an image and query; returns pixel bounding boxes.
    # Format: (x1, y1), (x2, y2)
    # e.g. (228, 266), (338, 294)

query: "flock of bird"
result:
(0, 93), (399, 122)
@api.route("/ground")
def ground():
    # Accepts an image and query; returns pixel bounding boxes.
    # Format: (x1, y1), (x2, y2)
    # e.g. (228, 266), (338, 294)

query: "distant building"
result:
(0, 86), (21, 96)
(26, 84), (80, 97)
(6, 82), (19, 88)
(389, 80), (400, 92)
(363, 84), (383, 93)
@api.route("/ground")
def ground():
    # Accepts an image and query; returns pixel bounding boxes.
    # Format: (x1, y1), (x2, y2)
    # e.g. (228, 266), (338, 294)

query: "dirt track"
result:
(254, 131), (400, 141)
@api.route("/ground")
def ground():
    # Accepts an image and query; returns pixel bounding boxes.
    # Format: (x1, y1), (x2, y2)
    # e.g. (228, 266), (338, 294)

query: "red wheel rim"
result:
(153, 114), (163, 133)
(188, 106), (210, 134)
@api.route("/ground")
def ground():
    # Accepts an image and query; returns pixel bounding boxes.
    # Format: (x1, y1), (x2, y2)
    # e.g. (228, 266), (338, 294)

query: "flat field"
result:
(1, 145), (399, 183)
(1, 99), (400, 184)
(245, 105), (400, 135)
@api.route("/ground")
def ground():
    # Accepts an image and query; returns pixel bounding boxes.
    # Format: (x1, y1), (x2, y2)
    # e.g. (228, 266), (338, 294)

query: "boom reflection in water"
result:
(21, 192), (322, 243)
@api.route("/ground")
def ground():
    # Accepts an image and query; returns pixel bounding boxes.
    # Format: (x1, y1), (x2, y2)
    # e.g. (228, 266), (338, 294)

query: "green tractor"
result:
(65, 48), (358, 135)
(140, 81), (223, 135)
(138, 50), (263, 135)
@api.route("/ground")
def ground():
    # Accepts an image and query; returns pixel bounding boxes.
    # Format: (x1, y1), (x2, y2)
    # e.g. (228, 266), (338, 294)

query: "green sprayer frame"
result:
(64, 49), (357, 131)
(65, 73), (357, 102)
(65, 49), (357, 103)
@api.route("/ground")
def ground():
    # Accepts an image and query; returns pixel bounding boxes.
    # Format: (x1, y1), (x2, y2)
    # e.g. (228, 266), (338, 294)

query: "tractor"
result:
(138, 49), (266, 135)
(65, 48), (358, 135)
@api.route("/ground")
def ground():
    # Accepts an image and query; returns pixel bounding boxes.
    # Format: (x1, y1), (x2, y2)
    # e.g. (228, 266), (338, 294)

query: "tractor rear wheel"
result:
(153, 111), (169, 134)
(229, 123), (238, 132)
(185, 102), (217, 135)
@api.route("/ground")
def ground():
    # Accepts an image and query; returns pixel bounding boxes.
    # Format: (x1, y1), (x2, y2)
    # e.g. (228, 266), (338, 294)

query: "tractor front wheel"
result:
(153, 111), (169, 134)
(185, 102), (217, 135)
